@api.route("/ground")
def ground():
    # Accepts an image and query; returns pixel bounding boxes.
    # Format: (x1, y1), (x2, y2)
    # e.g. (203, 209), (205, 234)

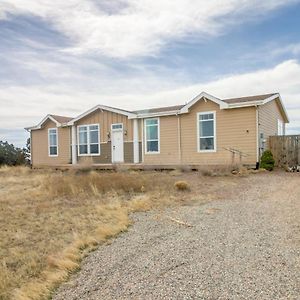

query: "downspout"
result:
(177, 113), (182, 165)
(141, 119), (144, 163)
(256, 105), (260, 169)
(71, 125), (77, 165)
(133, 119), (139, 163)
(30, 130), (33, 167)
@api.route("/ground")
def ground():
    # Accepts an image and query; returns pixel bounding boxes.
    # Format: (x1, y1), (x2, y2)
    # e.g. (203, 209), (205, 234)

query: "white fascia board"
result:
(263, 94), (289, 123)
(136, 110), (180, 119)
(225, 93), (289, 123)
(60, 123), (71, 127)
(226, 101), (265, 109)
(68, 105), (137, 124)
(262, 94), (279, 104)
(179, 92), (228, 114)
(25, 115), (61, 131)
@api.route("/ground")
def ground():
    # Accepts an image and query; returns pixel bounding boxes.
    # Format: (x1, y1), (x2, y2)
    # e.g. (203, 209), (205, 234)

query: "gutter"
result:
(226, 100), (265, 109)
(135, 110), (180, 119)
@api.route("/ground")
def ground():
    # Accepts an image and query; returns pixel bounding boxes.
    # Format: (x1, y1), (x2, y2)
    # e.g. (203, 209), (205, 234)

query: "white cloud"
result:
(271, 43), (300, 57)
(1, 59), (300, 147)
(0, 0), (298, 58)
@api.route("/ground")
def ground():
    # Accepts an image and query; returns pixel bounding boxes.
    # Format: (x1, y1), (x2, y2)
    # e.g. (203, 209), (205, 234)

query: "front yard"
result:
(0, 167), (299, 299)
(54, 171), (300, 300)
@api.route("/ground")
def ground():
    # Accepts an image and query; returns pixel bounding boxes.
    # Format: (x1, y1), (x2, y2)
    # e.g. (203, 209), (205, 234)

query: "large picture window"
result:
(48, 128), (58, 156)
(78, 124), (100, 155)
(198, 112), (216, 152)
(145, 118), (160, 153)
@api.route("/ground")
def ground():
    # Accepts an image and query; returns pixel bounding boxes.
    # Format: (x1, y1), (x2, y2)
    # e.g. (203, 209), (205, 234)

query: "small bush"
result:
(174, 181), (190, 191)
(260, 150), (275, 171)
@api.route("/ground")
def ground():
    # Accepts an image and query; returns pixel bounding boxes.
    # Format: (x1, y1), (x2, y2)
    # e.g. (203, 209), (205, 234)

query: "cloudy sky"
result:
(1, 0), (300, 147)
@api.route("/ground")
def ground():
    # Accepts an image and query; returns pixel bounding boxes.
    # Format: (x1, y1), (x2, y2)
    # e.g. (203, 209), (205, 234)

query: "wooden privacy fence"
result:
(269, 135), (300, 167)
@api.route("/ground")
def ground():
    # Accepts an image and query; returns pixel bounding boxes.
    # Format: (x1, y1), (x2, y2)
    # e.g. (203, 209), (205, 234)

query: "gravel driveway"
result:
(54, 172), (300, 300)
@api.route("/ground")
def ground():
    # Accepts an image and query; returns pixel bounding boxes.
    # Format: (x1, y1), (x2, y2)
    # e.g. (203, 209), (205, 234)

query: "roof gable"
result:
(67, 105), (137, 125)
(179, 92), (228, 114)
(50, 114), (73, 123)
(265, 95), (289, 123)
(25, 114), (72, 131)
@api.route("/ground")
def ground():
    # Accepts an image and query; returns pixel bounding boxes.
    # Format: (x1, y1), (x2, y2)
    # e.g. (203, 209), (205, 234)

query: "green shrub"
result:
(260, 150), (275, 171)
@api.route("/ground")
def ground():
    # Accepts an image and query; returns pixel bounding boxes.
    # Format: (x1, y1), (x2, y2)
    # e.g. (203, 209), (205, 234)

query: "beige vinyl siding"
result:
(180, 100), (257, 165)
(76, 109), (134, 142)
(259, 99), (285, 149)
(75, 109), (139, 164)
(143, 100), (257, 165)
(31, 120), (71, 166)
(143, 115), (179, 165)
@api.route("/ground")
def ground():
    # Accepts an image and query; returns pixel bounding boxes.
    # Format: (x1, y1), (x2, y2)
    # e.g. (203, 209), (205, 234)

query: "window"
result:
(277, 119), (284, 136)
(198, 112), (216, 152)
(78, 124), (100, 155)
(112, 123), (123, 130)
(48, 128), (58, 156)
(145, 118), (159, 153)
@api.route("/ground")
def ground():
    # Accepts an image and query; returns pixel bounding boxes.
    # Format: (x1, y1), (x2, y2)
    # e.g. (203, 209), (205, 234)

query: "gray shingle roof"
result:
(50, 115), (74, 123)
(133, 93), (278, 114)
(223, 93), (277, 104)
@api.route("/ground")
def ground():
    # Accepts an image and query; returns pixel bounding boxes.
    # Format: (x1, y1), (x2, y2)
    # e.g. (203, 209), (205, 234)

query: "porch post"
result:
(71, 125), (77, 165)
(133, 119), (139, 163)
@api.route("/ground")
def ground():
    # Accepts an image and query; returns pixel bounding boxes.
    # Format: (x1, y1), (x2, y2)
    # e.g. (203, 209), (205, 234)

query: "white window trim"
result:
(277, 119), (284, 136)
(48, 128), (58, 157)
(144, 117), (160, 154)
(197, 111), (217, 153)
(111, 123), (123, 131)
(77, 123), (100, 156)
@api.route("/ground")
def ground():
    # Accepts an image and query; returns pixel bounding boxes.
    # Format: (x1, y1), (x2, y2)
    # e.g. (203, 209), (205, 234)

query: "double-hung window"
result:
(48, 128), (58, 156)
(78, 124), (100, 155)
(198, 112), (216, 152)
(145, 118), (159, 153)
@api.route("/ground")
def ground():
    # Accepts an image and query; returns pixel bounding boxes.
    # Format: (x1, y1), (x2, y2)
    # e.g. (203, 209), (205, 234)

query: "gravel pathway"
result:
(54, 173), (300, 300)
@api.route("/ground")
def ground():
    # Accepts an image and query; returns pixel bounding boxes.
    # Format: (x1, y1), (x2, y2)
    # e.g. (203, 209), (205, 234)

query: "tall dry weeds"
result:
(0, 167), (184, 300)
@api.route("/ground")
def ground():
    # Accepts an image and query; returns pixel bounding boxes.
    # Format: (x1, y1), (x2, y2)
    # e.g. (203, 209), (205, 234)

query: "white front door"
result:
(111, 124), (124, 163)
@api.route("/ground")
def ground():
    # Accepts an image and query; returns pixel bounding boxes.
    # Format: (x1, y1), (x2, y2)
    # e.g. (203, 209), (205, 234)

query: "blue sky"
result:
(1, 0), (300, 147)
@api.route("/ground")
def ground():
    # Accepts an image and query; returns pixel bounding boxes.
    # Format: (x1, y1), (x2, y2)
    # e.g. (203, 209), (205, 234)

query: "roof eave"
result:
(24, 114), (62, 132)
(226, 100), (265, 109)
(136, 110), (180, 118)
(24, 126), (36, 132)
(263, 94), (289, 123)
(226, 94), (289, 123)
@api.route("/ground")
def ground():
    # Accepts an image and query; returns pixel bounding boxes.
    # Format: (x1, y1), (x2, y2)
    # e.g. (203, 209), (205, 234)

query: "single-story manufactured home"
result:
(25, 92), (289, 168)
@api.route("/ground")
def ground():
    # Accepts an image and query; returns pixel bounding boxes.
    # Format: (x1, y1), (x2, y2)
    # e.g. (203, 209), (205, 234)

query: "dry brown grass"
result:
(0, 165), (256, 300)
(174, 181), (190, 191)
(0, 166), (188, 300)
(198, 164), (244, 177)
